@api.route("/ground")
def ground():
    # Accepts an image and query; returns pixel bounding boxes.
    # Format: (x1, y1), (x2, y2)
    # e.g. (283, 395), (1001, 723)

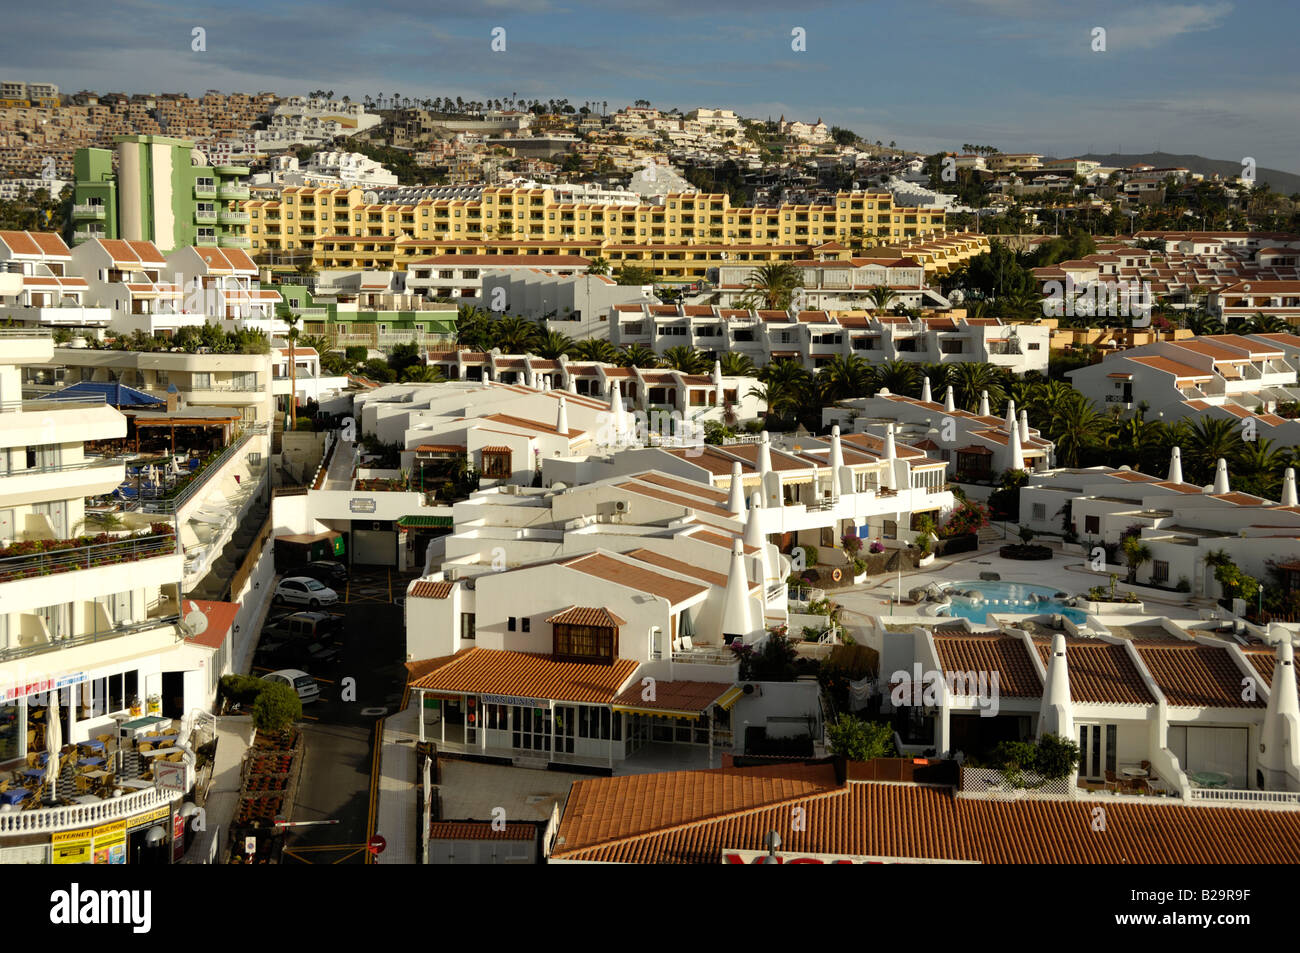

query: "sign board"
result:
(154, 761), (187, 794)
(173, 809), (187, 863)
(51, 828), (93, 865)
(126, 805), (171, 831)
(349, 498), (377, 514)
(721, 849), (979, 865)
(244, 836), (257, 855)
(92, 821), (127, 864)
(368, 834), (386, 856)
(481, 693), (548, 708)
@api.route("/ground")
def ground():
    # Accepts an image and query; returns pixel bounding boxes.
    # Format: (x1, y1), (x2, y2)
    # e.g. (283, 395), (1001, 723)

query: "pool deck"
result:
(833, 534), (1201, 636)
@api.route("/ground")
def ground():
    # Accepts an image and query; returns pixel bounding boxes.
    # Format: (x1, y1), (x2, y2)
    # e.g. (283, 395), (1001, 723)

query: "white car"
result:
(274, 576), (339, 608)
(261, 669), (321, 704)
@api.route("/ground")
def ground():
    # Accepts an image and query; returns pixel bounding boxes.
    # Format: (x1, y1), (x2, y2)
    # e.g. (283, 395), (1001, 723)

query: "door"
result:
(353, 529), (396, 566)
(1078, 723), (1117, 779)
(161, 671), (185, 719)
(33, 501), (67, 537)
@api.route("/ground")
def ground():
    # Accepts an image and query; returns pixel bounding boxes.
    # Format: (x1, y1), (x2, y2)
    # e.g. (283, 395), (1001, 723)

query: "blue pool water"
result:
(941, 580), (1086, 625)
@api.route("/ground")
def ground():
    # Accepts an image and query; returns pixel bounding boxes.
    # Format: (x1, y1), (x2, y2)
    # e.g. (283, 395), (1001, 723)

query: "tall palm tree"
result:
(587, 257), (611, 277)
(874, 358), (919, 397)
(1234, 437), (1288, 499)
(754, 358), (814, 420)
(1184, 417), (1241, 485)
(279, 308), (302, 427)
(620, 344), (660, 368)
(660, 345), (710, 374)
(402, 365), (445, 383)
(717, 352), (757, 377)
(533, 330), (577, 360)
(456, 305), (492, 351)
(743, 263), (804, 310)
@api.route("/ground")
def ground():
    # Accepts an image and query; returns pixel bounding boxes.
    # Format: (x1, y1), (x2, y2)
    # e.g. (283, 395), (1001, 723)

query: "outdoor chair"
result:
(1104, 770), (1119, 793)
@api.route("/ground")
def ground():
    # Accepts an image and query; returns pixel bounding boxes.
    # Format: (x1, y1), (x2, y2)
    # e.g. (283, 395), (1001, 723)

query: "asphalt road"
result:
(252, 565), (416, 864)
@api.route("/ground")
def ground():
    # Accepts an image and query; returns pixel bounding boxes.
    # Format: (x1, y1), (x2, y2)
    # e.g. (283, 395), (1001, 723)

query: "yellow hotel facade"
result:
(244, 186), (957, 282)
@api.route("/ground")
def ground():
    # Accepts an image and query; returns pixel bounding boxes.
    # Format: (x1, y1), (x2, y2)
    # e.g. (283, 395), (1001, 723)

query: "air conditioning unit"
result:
(742, 683), (763, 696)
(613, 499), (631, 514)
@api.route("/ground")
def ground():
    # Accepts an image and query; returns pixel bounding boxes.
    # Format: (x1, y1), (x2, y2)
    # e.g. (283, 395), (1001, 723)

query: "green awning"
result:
(397, 515), (453, 529)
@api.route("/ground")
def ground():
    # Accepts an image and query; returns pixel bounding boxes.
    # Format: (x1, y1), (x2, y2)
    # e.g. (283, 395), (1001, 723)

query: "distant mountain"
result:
(1071, 151), (1300, 195)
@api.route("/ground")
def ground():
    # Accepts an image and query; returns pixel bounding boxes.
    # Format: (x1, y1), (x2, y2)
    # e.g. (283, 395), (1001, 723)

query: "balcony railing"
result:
(218, 209), (250, 224)
(671, 647), (737, 665)
(194, 184), (217, 199)
(216, 184), (250, 200)
(71, 204), (106, 218)
(0, 611), (182, 664)
(0, 454), (125, 478)
(0, 531), (176, 583)
(137, 427), (263, 514)
(0, 782), (176, 834)
(0, 393), (107, 413)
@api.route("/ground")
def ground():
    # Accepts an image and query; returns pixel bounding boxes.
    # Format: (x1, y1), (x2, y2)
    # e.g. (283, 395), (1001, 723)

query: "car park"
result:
(293, 560), (349, 587)
(263, 610), (343, 645)
(257, 638), (341, 669)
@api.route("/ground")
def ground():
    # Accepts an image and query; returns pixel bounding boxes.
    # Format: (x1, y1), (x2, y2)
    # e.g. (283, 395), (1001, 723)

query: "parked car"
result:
(274, 576), (339, 608)
(294, 560), (349, 587)
(263, 611), (343, 645)
(257, 638), (341, 669)
(261, 669), (321, 704)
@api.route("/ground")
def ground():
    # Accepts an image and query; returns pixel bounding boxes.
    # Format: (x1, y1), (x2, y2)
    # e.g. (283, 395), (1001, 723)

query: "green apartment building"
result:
(279, 283), (457, 349)
(70, 135), (250, 253)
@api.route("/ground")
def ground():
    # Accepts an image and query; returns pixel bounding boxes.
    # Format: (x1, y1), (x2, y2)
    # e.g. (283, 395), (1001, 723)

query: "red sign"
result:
(172, 810), (186, 863)
(368, 834), (386, 856)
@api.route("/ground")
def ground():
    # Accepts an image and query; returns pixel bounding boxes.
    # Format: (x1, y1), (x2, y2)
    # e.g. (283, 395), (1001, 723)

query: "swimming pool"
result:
(940, 580), (1087, 625)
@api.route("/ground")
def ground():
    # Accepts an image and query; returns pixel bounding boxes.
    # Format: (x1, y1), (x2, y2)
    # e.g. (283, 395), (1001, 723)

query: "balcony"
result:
(71, 203), (106, 219)
(218, 209), (249, 224)
(195, 209), (217, 224)
(72, 229), (105, 244)
(194, 183), (217, 199)
(216, 183), (250, 201)
(0, 530), (176, 585)
(0, 781), (177, 835)
(218, 234), (250, 249)
(214, 164), (250, 176)
(0, 455), (125, 508)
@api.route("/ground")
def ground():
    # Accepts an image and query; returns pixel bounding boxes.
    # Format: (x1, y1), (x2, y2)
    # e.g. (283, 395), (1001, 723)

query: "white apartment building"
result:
(611, 305), (1050, 374)
(713, 255), (932, 311)
(406, 254), (590, 302)
(0, 178), (69, 202)
(272, 346), (350, 412)
(164, 245), (284, 336)
(302, 151), (398, 188)
(1067, 333), (1300, 443)
(0, 230), (110, 331)
(479, 269), (653, 336)
(68, 238), (196, 336)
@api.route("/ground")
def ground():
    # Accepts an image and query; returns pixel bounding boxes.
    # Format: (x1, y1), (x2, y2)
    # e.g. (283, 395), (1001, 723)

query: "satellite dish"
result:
(181, 602), (209, 639)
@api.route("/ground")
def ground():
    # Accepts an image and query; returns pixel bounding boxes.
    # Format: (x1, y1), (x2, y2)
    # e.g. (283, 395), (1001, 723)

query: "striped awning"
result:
(397, 515), (453, 529)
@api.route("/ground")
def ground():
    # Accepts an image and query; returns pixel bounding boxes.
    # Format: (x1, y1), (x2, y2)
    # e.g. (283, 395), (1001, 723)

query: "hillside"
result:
(1074, 151), (1300, 195)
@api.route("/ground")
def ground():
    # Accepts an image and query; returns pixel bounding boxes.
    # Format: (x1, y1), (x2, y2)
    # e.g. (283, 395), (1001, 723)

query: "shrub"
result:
(294, 416), (315, 431)
(1018, 525), (1034, 545)
(799, 544), (819, 567)
(840, 533), (863, 556)
(252, 682), (303, 732)
(826, 715), (896, 761)
(345, 345), (368, 364)
(219, 674), (266, 707)
(869, 540), (885, 554)
(940, 499), (989, 538)
(1175, 577), (1191, 593)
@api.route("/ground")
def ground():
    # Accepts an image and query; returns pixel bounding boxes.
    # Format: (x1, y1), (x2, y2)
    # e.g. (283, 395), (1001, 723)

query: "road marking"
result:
(364, 719), (382, 866)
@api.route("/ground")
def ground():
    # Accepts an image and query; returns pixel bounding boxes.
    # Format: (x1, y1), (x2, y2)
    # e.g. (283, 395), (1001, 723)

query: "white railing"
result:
(671, 648), (736, 665)
(1187, 787), (1300, 808)
(0, 785), (175, 834)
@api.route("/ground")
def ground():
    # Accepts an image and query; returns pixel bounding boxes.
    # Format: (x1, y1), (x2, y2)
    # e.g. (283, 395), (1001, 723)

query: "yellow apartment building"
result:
(244, 186), (951, 281)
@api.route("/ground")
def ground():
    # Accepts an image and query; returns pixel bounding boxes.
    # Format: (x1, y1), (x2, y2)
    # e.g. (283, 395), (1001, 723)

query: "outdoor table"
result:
(119, 715), (168, 740)
(119, 779), (153, 790)
(1, 788), (29, 805)
(81, 769), (108, 779)
(72, 795), (100, 805)
(78, 757), (105, 768)
(1120, 767), (1148, 779)
(150, 734), (179, 745)
(1189, 770), (1232, 788)
(80, 740), (106, 752)
(22, 768), (44, 778)
(142, 747), (181, 759)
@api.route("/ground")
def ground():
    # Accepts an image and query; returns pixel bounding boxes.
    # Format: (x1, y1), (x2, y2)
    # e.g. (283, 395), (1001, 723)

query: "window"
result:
(1032, 503), (1046, 521)
(577, 706), (621, 740)
(460, 613), (476, 641)
(553, 622), (615, 664)
(508, 616), (517, 632)
(522, 617), (530, 633)
(1153, 560), (1169, 584)
(1085, 515), (1100, 534)
(192, 372), (211, 390)
(481, 449), (511, 478)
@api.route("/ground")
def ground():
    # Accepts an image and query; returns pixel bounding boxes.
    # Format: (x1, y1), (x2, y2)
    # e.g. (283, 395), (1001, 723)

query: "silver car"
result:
(274, 576), (340, 608)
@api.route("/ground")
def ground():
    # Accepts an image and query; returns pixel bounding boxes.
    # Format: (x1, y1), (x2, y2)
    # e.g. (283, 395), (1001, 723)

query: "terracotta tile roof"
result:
(614, 481), (736, 519)
(553, 764), (1300, 863)
(563, 552), (708, 607)
(631, 472), (729, 502)
(1127, 355), (1214, 380)
(691, 531), (757, 554)
(1134, 642), (1264, 708)
(1032, 638), (1155, 704)
(546, 606), (627, 627)
(429, 821), (536, 841)
(1241, 648), (1300, 692)
(932, 633), (1042, 698)
(483, 412), (583, 437)
(409, 647), (637, 703)
(611, 680), (739, 715)
(182, 599), (240, 650)
(415, 443), (466, 453)
(410, 580), (455, 599)
(623, 548), (747, 591)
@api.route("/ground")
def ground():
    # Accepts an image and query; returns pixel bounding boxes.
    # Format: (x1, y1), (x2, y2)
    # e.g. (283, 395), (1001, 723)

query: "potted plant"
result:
(129, 696), (142, 716)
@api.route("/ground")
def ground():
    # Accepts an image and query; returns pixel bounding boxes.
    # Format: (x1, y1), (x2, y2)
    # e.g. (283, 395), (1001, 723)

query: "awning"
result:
(397, 515), (453, 529)
(610, 680), (741, 719)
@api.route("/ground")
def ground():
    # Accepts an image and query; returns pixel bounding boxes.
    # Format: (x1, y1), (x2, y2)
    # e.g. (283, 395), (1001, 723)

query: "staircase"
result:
(978, 524), (1004, 544)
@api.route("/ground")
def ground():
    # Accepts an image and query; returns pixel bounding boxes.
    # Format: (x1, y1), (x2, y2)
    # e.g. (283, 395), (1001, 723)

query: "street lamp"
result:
(761, 830), (782, 863)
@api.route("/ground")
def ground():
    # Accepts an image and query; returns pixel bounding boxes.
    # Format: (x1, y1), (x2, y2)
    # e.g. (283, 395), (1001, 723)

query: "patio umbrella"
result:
(43, 688), (60, 803)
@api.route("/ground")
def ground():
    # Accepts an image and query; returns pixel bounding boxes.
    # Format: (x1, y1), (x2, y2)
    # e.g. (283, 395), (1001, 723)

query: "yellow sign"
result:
(51, 828), (93, 865)
(127, 805), (170, 830)
(92, 821), (126, 864)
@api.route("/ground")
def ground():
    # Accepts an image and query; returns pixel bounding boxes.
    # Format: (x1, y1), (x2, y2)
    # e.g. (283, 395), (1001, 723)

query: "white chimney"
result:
(1037, 633), (1075, 744)
(556, 395), (569, 437)
(944, 385), (955, 414)
(1167, 446), (1183, 485)
(1284, 468), (1298, 507)
(1260, 636), (1300, 791)
(726, 461), (745, 516)
(720, 538), (754, 642)
(978, 389), (990, 417)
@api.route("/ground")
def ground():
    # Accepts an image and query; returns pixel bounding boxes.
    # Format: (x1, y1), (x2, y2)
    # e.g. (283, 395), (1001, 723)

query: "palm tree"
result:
(490, 315), (540, 354)
(279, 308), (302, 427)
(1045, 396), (1109, 467)
(533, 330), (577, 360)
(1121, 534), (1152, 585)
(816, 354), (873, 402)
(717, 352), (757, 377)
(456, 305), (492, 351)
(755, 358), (813, 421)
(401, 365), (445, 383)
(571, 338), (621, 364)
(866, 284), (898, 312)
(620, 344), (660, 368)
(297, 333), (332, 358)
(587, 257), (611, 277)
(1184, 417), (1240, 485)
(874, 359), (919, 397)
(744, 263), (804, 310)
(1234, 437), (1288, 499)
(660, 345), (710, 374)
(949, 362), (1005, 412)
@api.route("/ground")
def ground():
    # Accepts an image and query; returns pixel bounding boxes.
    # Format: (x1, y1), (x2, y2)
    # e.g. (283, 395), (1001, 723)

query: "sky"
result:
(6, 0), (1300, 173)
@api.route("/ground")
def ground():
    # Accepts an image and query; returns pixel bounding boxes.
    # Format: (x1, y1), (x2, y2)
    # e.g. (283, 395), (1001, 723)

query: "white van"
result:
(262, 669), (321, 704)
